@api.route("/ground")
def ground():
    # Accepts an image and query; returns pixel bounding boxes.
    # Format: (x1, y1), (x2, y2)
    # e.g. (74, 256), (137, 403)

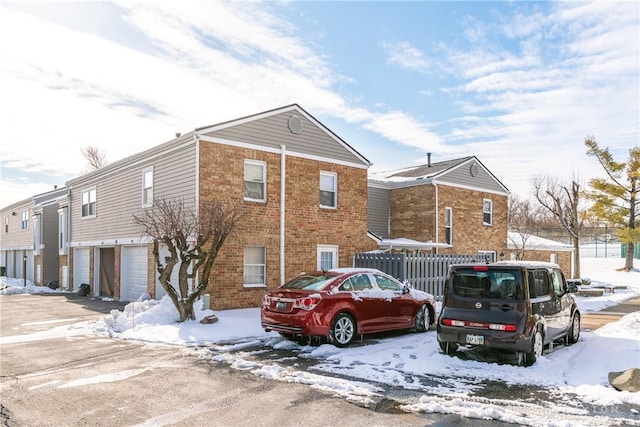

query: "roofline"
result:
(197, 104), (371, 167)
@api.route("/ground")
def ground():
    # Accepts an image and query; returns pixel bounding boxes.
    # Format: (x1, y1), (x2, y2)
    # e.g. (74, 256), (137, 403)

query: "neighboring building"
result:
(507, 232), (574, 278)
(0, 198), (34, 282)
(64, 104), (373, 308)
(368, 156), (510, 261)
(32, 187), (69, 286)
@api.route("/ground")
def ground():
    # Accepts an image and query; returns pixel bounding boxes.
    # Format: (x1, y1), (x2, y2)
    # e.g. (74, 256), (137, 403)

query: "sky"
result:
(1, 256), (639, 425)
(0, 1), (638, 208)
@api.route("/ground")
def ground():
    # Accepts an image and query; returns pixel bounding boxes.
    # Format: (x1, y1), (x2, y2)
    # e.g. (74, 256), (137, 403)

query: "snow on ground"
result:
(1, 257), (639, 426)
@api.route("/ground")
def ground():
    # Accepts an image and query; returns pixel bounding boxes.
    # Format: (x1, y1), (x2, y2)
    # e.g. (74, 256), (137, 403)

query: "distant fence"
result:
(353, 252), (475, 300)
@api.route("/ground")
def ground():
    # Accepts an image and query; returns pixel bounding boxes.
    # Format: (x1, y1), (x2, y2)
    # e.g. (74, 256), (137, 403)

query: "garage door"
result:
(121, 246), (148, 302)
(73, 248), (90, 291)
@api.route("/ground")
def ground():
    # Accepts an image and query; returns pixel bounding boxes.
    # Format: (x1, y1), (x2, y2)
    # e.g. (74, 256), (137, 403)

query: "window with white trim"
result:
(142, 167), (153, 207)
(320, 172), (337, 208)
(317, 245), (338, 270)
(81, 188), (96, 218)
(477, 250), (496, 263)
(483, 199), (493, 226)
(58, 207), (68, 255)
(244, 160), (266, 202)
(444, 207), (453, 245)
(21, 210), (28, 230)
(243, 246), (266, 287)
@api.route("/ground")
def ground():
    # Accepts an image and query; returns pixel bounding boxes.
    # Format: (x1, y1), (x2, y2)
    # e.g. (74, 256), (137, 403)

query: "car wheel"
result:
(439, 341), (458, 355)
(414, 304), (429, 332)
(518, 329), (543, 366)
(566, 312), (580, 344)
(330, 313), (356, 347)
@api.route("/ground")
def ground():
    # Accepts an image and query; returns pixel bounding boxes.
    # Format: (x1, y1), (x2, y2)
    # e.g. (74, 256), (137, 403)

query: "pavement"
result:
(580, 296), (640, 331)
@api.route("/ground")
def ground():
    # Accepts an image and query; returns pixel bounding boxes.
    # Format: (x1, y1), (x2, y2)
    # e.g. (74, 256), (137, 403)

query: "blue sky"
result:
(0, 1), (638, 208)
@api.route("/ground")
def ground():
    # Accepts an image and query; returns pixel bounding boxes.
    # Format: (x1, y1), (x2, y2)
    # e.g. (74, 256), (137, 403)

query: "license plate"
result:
(276, 301), (287, 311)
(466, 334), (484, 345)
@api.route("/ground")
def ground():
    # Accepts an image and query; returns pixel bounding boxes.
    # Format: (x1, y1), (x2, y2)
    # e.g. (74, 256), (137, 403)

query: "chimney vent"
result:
(427, 153), (432, 167)
(175, 132), (181, 138)
(54, 185), (57, 190)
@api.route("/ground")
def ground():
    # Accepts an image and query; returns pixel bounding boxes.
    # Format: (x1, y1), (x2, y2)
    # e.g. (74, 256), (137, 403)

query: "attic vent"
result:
(288, 115), (303, 134)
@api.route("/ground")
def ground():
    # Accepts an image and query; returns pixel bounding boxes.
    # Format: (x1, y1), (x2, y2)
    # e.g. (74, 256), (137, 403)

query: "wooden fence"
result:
(353, 252), (476, 300)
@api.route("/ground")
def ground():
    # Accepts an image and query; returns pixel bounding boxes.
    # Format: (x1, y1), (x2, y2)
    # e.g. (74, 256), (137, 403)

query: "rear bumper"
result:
(261, 310), (330, 336)
(437, 326), (532, 352)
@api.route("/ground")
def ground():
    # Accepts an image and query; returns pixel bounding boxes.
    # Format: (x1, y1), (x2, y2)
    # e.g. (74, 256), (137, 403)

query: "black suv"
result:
(437, 261), (580, 366)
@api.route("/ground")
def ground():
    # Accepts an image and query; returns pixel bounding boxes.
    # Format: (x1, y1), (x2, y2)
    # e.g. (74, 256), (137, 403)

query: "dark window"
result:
(452, 269), (523, 299)
(528, 270), (550, 298)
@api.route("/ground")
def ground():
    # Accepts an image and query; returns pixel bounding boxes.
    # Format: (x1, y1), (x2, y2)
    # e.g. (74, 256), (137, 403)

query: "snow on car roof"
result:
(329, 268), (383, 274)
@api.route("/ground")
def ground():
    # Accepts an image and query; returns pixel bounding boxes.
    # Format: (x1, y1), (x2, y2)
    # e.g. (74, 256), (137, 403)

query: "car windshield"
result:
(281, 274), (336, 291)
(452, 269), (523, 300)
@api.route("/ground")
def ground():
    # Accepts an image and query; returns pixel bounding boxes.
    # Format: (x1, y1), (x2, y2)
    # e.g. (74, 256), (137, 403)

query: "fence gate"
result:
(353, 252), (475, 300)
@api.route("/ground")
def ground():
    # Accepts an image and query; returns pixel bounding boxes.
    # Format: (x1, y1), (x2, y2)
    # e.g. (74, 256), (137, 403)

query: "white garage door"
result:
(73, 248), (90, 291)
(121, 246), (148, 302)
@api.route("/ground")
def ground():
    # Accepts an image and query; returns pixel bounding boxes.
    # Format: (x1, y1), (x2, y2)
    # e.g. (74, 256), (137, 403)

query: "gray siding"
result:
(42, 204), (59, 283)
(69, 141), (197, 242)
(368, 186), (390, 239)
(0, 199), (33, 248)
(204, 111), (363, 165)
(437, 161), (508, 194)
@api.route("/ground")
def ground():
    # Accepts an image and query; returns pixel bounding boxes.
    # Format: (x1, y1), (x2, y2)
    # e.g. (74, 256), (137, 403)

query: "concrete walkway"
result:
(580, 296), (640, 331)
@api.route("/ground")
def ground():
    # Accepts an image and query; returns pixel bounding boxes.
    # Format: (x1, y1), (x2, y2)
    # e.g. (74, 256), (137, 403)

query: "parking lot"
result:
(1, 294), (438, 427)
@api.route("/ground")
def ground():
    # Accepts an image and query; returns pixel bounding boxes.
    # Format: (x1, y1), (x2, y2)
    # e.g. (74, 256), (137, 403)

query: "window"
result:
(374, 274), (402, 292)
(317, 245), (338, 270)
(483, 199), (493, 225)
(21, 210), (28, 230)
(345, 274), (372, 291)
(477, 251), (496, 263)
(528, 270), (550, 298)
(81, 188), (96, 218)
(243, 246), (266, 287)
(444, 207), (453, 245)
(142, 168), (153, 207)
(550, 253), (558, 264)
(551, 269), (564, 296)
(244, 160), (266, 202)
(320, 172), (337, 208)
(33, 214), (41, 255)
(58, 207), (68, 255)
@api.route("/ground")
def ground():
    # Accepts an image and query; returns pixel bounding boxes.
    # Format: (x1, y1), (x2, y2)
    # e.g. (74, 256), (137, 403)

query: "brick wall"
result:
(507, 249), (572, 278)
(387, 183), (508, 256)
(437, 184), (508, 256)
(199, 141), (371, 309)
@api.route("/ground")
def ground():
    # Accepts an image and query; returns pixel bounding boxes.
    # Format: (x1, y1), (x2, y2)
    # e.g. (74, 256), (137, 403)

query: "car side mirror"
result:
(566, 280), (579, 293)
(402, 285), (411, 294)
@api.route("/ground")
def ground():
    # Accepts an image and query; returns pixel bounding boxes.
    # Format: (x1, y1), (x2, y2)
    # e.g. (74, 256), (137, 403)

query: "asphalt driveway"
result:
(1, 293), (432, 427)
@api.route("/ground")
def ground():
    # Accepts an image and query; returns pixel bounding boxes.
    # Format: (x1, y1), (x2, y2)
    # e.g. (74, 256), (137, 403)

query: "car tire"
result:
(518, 329), (543, 366)
(439, 341), (458, 355)
(278, 332), (295, 340)
(414, 304), (430, 332)
(330, 313), (356, 347)
(566, 312), (580, 344)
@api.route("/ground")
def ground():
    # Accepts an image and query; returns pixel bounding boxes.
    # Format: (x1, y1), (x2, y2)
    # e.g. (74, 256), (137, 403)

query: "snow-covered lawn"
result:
(1, 257), (638, 425)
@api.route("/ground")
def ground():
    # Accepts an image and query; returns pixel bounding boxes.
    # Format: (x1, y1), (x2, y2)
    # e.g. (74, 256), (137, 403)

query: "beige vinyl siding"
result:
(438, 161), (509, 194)
(204, 111), (361, 165)
(368, 186), (391, 238)
(69, 142), (197, 242)
(0, 199), (34, 248)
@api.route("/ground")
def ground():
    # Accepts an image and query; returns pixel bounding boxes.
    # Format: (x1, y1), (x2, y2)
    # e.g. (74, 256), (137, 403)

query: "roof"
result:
(370, 157), (472, 182)
(507, 232), (574, 252)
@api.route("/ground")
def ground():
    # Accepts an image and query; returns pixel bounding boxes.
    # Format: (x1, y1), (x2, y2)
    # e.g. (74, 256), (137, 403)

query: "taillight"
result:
(262, 294), (271, 306)
(441, 318), (517, 332)
(293, 296), (321, 311)
(489, 323), (518, 332)
(473, 265), (489, 271)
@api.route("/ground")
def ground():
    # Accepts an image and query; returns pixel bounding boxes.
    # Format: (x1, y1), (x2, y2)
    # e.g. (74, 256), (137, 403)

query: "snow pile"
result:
(0, 276), (69, 295)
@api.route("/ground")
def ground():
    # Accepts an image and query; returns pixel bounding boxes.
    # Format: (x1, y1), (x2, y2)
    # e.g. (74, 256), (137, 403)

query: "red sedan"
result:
(261, 268), (436, 347)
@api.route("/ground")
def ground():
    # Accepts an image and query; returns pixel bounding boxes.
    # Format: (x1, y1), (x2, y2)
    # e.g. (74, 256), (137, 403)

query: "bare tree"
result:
(533, 175), (584, 278)
(81, 145), (107, 171)
(585, 136), (638, 271)
(508, 195), (544, 260)
(132, 197), (243, 322)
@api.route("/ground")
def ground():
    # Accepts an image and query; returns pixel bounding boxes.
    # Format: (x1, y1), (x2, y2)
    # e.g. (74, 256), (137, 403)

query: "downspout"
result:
(280, 145), (286, 286)
(433, 181), (439, 252)
(194, 133), (200, 212)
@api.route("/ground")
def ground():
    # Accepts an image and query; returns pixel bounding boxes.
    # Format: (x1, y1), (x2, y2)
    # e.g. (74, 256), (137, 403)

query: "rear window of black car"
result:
(452, 269), (523, 300)
(282, 275), (336, 291)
